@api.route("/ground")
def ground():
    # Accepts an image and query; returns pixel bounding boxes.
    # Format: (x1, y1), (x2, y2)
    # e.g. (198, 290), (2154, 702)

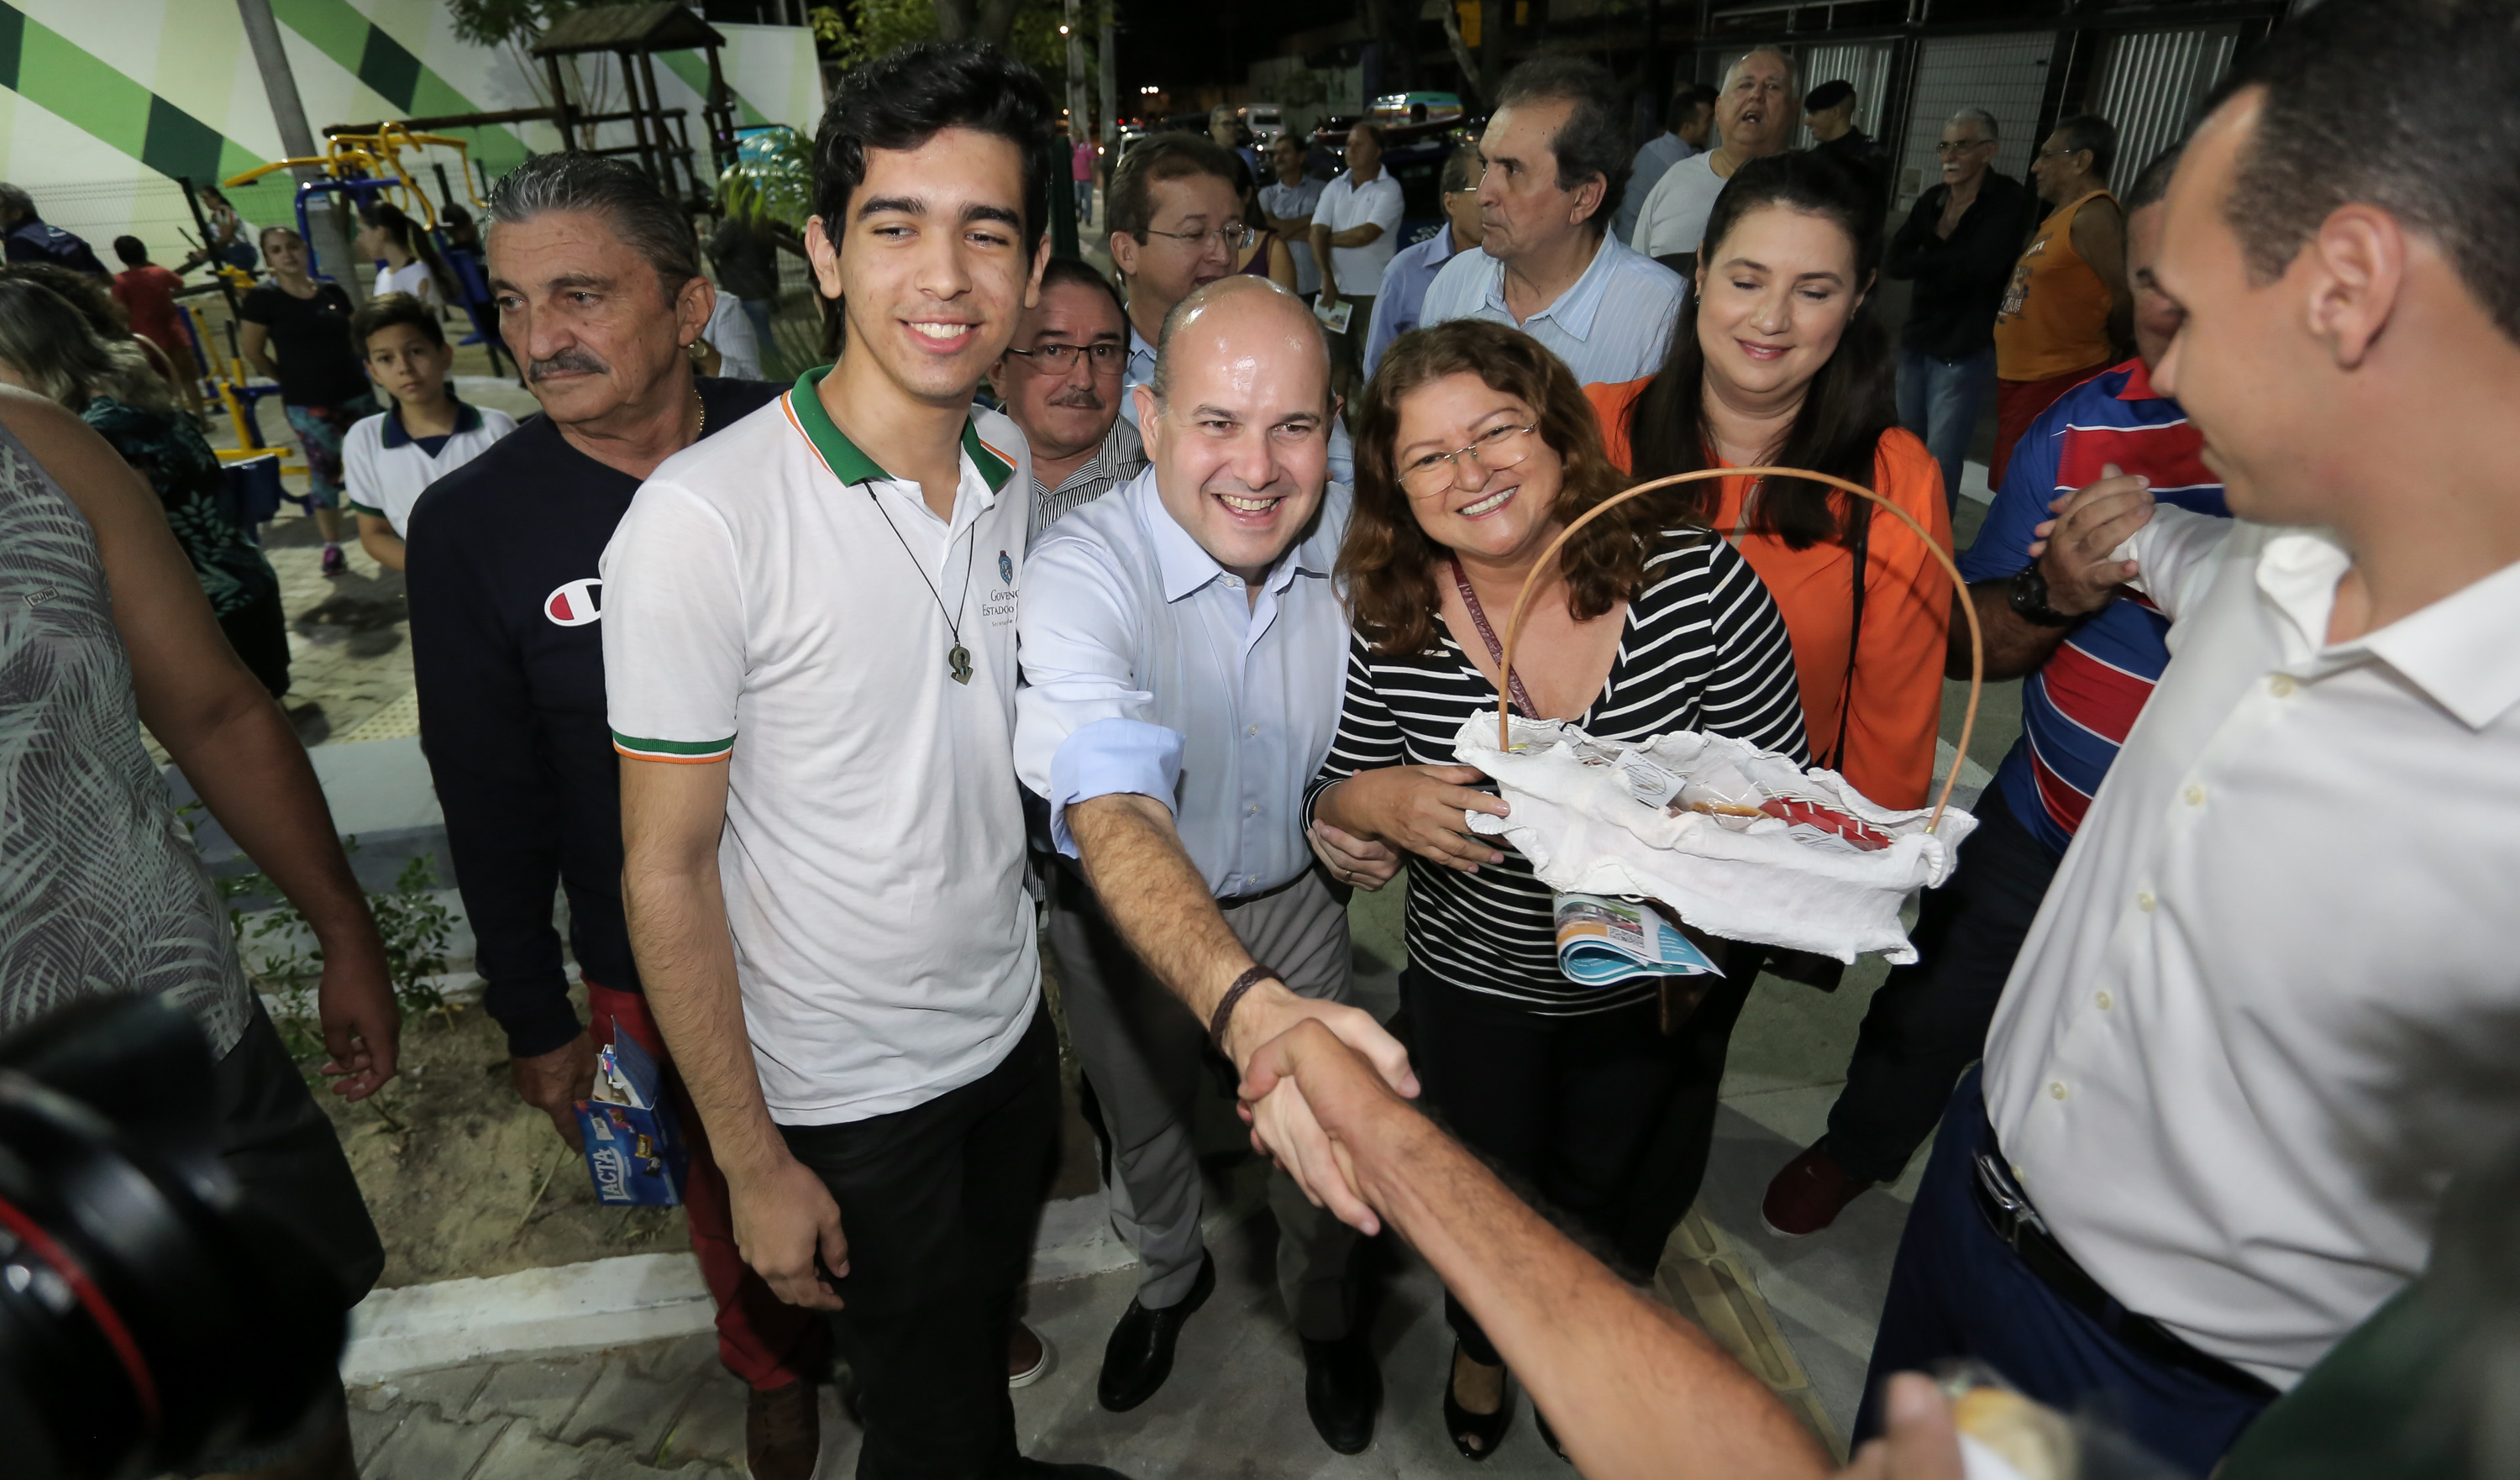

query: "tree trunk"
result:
(932, 0), (974, 40)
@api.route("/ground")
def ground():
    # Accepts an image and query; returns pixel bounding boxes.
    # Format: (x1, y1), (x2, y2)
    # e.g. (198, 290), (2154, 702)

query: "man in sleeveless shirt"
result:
(1990, 114), (2129, 485)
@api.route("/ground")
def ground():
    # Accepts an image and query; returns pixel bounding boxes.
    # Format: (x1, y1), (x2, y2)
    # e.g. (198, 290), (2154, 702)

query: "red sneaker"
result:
(1761, 1141), (1875, 1238)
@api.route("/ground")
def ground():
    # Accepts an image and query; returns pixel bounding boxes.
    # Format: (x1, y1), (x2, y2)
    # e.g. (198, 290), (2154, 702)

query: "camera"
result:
(0, 993), (344, 1479)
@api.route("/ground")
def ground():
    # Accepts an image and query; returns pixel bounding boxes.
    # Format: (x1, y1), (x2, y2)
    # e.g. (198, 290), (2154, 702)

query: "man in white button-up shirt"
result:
(1016, 276), (1407, 1451)
(1859, 9), (2520, 1472)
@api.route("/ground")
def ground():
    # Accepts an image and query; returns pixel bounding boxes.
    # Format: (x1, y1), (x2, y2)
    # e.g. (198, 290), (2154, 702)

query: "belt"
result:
(1051, 851), (1310, 907)
(1969, 1118), (2280, 1404)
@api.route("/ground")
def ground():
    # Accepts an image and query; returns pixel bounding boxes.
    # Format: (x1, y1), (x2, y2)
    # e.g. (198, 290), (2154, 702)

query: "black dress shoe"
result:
(1301, 1331), (1382, 1455)
(1096, 1253), (1215, 1412)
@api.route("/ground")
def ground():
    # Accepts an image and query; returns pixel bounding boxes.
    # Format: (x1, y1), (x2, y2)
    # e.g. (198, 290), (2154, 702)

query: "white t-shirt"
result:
(1631, 153), (1727, 260)
(601, 371), (1041, 1125)
(375, 258), (439, 307)
(1313, 169), (1404, 297)
(343, 399), (517, 536)
(1257, 176), (1328, 295)
(704, 291), (763, 381)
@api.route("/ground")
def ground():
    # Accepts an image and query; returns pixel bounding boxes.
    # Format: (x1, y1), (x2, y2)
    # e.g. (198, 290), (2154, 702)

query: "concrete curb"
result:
(340, 1192), (1149, 1382)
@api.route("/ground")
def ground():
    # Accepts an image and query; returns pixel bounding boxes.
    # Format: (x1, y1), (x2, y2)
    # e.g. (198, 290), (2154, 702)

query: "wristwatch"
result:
(2008, 564), (2081, 627)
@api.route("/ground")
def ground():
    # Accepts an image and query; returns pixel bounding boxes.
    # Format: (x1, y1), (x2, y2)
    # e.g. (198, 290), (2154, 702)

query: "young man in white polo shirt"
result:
(602, 45), (1118, 1480)
(343, 291), (517, 569)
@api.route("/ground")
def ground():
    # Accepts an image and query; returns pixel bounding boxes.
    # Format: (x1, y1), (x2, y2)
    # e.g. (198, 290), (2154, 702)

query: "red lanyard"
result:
(1449, 556), (1539, 718)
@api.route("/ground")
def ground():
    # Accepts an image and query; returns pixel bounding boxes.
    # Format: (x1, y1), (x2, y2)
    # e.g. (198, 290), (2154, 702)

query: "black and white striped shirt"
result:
(1305, 530), (1809, 1014)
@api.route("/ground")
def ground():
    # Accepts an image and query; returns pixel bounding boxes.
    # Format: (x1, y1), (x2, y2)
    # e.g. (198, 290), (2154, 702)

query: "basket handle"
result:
(1494, 466), (1984, 835)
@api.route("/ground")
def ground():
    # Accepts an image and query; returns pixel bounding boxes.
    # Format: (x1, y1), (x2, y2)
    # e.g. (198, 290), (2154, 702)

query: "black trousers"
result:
(778, 1001), (1060, 1480)
(1404, 964), (1755, 1365)
(182, 998), (384, 1474)
(1824, 785), (2061, 1185)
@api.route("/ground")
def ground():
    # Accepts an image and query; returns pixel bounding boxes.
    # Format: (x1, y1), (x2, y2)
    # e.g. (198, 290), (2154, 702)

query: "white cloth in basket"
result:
(1452, 714), (1977, 964)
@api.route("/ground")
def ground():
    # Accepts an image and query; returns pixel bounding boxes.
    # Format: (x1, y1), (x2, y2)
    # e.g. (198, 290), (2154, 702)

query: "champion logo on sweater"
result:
(546, 578), (603, 627)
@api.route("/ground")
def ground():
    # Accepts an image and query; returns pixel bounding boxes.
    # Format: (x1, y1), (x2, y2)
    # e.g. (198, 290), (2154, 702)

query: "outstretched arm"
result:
(1066, 792), (1418, 1231)
(1242, 1021), (1831, 1480)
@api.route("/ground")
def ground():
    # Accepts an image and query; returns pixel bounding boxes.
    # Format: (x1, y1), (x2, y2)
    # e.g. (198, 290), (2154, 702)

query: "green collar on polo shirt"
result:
(786, 365), (1013, 493)
(379, 394), (483, 449)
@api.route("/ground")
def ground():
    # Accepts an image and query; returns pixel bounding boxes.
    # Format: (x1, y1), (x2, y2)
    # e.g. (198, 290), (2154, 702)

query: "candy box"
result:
(574, 1031), (688, 1207)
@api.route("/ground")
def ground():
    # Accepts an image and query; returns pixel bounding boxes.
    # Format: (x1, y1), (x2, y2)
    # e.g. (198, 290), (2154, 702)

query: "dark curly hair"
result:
(1344, 319), (1662, 657)
(811, 41), (1058, 250)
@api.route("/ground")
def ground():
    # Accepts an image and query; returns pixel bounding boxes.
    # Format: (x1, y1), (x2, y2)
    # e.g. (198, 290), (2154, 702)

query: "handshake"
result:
(1223, 997), (1991, 1480)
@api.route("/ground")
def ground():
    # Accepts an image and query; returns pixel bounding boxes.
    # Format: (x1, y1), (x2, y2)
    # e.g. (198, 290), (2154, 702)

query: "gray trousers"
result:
(1048, 862), (1359, 1340)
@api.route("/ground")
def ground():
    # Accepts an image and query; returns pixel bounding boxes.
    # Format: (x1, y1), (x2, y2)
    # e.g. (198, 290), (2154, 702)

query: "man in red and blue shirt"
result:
(1764, 147), (2229, 1234)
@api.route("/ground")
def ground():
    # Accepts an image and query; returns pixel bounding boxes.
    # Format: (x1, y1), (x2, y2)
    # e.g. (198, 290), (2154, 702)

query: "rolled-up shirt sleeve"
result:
(1016, 532), (1186, 856)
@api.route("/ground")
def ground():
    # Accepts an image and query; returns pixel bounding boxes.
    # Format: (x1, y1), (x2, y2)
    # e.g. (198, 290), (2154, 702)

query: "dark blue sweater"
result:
(406, 378), (785, 1058)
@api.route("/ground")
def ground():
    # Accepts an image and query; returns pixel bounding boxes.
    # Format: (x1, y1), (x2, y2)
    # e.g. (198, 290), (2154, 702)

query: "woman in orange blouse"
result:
(1588, 151), (1951, 811)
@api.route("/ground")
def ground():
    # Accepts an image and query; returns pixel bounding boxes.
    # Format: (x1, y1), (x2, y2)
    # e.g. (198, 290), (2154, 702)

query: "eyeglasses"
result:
(1935, 139), (1993, 156)
(1141, 223), (1242, 252)
(1004, 341), (1126, 375)
(1398, 422), (1539, 497)
(2034, 146), (2081, 163)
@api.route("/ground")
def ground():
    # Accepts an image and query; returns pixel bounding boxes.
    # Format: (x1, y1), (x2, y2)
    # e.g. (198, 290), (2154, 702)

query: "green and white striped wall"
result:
(0, 0), (820, 264)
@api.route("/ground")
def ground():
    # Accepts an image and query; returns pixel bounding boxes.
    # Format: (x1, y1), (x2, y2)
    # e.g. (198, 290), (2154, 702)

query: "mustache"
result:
(529, 349), (608, 380)
(1045, 386), (1105, 411)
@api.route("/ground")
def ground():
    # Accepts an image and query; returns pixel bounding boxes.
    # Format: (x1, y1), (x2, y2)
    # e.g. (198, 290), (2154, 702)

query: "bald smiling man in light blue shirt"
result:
(1013, 275), (1407, 1451)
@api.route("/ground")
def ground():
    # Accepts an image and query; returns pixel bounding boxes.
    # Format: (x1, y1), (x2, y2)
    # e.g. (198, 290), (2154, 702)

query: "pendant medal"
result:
(948, 644), (973, 684)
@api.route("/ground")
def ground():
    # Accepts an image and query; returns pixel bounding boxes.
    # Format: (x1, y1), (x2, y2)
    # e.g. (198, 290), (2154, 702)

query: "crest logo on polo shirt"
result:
(545, 578), (603, 627)
(999, 550), (1013, 585)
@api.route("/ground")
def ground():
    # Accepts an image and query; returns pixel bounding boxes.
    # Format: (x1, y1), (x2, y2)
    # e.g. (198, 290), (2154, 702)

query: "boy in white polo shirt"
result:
(602, 44), (1125, 1480)
(342, 291), (516, 569)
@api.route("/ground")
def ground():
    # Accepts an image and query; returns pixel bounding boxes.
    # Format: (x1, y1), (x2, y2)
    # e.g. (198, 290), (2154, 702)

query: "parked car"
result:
(1372, 92), (1466, 127)
(1238, 102), (1284, 144)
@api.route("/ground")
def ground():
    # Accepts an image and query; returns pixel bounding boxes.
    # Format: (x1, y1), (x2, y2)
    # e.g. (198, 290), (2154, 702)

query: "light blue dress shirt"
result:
(1417, 231), (1686, 387)
(1122, 323), (1356, 485)
(1014, 466), (1353, 899)
(1613, 133), (1698, 246)
(1363, 223), (1473, 380)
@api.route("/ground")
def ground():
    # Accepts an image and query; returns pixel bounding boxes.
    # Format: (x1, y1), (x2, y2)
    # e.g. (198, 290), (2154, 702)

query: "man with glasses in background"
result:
(1362, 144), (1483, 380)
(1886, 108), (2034, 504)
(992, 256), (1147, 543)
(1111, 134), (1354, 481)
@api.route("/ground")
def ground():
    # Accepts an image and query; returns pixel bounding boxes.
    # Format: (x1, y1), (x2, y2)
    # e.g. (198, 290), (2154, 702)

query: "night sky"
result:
(1111, 0), (1360, 110)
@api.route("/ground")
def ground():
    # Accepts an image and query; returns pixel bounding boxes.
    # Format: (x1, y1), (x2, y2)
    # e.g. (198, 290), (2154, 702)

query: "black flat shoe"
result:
(1303, 1330), (1382, 1455)
(1096, 1252), (1215, 1412)
(1443, 1344), (1512, 1462)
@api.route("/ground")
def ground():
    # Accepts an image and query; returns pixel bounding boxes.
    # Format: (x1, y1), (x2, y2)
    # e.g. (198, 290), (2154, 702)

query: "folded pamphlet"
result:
(1314, 297), (1354, 335)
(1553, 891), (1724, 989)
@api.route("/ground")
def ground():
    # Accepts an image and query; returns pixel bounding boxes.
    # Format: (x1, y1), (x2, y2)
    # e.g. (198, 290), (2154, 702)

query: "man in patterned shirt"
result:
(991, 256), (1145, 544)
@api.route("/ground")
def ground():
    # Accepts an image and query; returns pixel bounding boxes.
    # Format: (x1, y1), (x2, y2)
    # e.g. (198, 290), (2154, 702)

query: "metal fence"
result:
(1894, 32), (2059, 214)
(2091, 24), (2242, 188)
